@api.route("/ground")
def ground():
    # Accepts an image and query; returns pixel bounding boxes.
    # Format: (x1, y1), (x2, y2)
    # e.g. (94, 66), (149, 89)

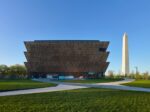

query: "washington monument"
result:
(122, 33), (129, 76)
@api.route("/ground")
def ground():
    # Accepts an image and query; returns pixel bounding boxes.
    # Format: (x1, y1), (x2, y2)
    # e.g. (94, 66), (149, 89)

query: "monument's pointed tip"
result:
(123, 32), (128, 38)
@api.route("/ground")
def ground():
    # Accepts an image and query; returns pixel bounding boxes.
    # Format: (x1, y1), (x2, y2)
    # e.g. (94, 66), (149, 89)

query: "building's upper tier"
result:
(24, 40), (109, 50)
(25, 40), (109, 43)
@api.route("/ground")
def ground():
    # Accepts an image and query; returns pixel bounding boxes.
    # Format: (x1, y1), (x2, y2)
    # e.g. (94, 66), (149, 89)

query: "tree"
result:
(107, 70), (114, 78)
(135, 74), (142, 80)
(9, 64), (27, 79)
(143, 72), (149, 80)
(0, 65), (9, 78)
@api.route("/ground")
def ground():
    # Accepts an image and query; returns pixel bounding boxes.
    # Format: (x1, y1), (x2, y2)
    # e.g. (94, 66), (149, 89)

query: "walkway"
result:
(0, 78), (150, 96)
(0, 84), (87, 97)
(35, 78), (150, 93)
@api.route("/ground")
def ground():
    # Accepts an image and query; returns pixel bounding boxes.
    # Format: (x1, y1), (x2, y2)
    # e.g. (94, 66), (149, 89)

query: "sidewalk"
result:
(0, 84), (87, 97)
(0, 78), (150, 97)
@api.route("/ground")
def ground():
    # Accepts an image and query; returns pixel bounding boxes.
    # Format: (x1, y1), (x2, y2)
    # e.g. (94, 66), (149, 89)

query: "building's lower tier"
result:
(30, 72), (105, 79)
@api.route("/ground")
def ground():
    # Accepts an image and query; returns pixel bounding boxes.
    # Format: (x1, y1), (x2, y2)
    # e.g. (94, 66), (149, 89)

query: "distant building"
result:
(24, 40), (109, 79)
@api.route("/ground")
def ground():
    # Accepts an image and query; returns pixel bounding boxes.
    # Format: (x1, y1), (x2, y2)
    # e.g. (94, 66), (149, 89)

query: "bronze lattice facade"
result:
(24, 40), (109, 78)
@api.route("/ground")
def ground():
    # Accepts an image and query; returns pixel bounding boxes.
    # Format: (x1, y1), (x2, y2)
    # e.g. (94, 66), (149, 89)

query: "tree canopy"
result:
(0, 64), (27, 79)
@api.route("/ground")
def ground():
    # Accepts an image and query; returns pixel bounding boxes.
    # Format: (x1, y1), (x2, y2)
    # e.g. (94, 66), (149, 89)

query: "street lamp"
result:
(135, 66), (138, 74)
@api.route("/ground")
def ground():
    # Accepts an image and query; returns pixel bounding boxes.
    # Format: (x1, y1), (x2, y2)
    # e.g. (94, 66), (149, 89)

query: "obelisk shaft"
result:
(122, 33), (129, 76)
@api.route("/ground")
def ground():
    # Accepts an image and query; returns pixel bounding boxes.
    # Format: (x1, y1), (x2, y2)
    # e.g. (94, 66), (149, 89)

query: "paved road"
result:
(0, 78), (150, 96)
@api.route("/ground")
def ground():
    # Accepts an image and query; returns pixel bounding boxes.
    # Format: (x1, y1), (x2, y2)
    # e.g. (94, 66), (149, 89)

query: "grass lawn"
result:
(0, 88), (150, 112)
(0, 79), (57, 92)
(59, 78), (122, 83)
(123, 80), (150, 88)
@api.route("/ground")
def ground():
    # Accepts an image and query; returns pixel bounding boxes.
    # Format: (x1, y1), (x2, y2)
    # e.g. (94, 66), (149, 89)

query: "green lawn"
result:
(0, 79), (57, 92)
(0, 88), (150, 112)
(123, 80), (150, 88)
(59, 78), (122, 83)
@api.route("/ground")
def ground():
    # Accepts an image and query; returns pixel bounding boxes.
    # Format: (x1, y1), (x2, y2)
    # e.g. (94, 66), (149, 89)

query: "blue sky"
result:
(0, 0), (149, 73)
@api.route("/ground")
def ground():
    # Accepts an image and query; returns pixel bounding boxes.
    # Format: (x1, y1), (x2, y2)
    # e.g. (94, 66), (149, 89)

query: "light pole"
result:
(135, 66), (138, 74)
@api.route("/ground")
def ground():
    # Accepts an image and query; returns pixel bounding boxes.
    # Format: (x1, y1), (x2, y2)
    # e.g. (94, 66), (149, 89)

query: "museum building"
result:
(24, 40), (109, 79)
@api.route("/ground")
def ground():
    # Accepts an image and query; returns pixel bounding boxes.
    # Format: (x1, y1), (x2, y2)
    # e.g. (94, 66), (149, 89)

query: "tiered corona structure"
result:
(24, 40), (109, 78)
